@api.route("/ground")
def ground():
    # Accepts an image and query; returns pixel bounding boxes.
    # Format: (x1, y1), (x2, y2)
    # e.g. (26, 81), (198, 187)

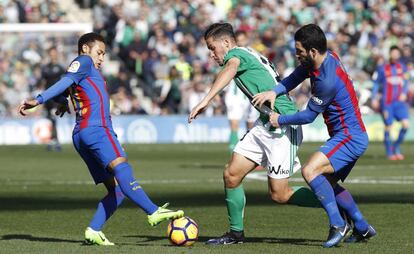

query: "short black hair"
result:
(204, 22), (236, 41)
(389, 45), (401, 53)
(294, 24), (327, 54)
(78, 32), (105, 54)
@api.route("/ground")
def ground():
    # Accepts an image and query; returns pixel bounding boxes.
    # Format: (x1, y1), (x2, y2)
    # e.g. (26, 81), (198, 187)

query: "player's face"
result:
(206, 37), (229, 66)
(236, 33), (248, 47)
(295, 41), (315, 70)
(389, 48), (401, 63)
(84, 41), (106, 69)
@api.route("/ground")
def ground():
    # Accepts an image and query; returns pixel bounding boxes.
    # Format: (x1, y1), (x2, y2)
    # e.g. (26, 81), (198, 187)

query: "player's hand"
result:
(269, 112), (280, 128)
(371, 99), (380, 112)
(55, 103), (71, 117)
(18, 99), (39, 116)
(188, 101), (208, 123)
(252, 91), (277, 109)
(399, 94), (407, 102)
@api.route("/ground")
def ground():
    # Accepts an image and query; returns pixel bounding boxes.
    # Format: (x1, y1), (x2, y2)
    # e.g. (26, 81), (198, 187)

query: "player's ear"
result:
(81, 44), (89, 54)
(310, 48), (318, 58)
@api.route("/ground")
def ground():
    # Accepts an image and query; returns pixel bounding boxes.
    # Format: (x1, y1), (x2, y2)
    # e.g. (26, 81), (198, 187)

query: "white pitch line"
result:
(1, 174), (413, 186)
(246, 172), (414, 185)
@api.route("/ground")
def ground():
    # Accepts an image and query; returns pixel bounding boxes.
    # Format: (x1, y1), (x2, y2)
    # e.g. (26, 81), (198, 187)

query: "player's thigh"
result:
(233, 125), (266, 167)
(265, 126), (303, 179)
(79, 126), (127, 169)
(394, 101), (410, 122)
(317, 133), (368, 182)
(301, 151), (334, 182)
(72, 132), (112, 184)
(226, 152), (257, 180)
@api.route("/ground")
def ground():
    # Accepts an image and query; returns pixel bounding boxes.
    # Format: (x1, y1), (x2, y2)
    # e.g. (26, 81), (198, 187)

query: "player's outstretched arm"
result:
(18, 99), (39, 116)
(188, 58), (239, 123)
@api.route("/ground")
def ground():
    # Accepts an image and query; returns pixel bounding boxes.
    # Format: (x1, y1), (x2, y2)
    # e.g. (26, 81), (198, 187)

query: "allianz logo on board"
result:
(127, 119), (158, 143)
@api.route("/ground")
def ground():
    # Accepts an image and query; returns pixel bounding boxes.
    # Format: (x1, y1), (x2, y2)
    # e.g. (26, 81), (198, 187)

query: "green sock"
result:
(225, 185), (246, 232)
(287, 186), (321, 208)
(229, 131), (239, 152)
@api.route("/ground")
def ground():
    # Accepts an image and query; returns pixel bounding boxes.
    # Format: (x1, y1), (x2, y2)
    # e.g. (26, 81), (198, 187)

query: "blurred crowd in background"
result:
(1, 0), (414, 117)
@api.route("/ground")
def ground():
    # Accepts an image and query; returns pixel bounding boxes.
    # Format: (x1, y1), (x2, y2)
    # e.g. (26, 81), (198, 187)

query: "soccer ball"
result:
(167, 216), (198, 246)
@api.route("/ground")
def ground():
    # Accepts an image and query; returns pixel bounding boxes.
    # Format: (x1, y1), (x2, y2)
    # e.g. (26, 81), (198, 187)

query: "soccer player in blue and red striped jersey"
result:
(253, 24), (376, 247)
(19, 32), (183, 246)
(371, 46), (410, 160)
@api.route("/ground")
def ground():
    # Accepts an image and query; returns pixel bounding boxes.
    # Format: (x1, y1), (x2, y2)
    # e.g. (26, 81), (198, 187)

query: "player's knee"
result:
(301, 164), (317, 182)
(269, 190), (289, 204)
(402, 121), (410, 129)
(223, 168), (241, 188)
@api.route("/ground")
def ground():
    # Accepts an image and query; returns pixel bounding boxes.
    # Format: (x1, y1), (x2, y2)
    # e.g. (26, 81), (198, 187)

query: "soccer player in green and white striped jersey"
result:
(188, 23), (320, 245)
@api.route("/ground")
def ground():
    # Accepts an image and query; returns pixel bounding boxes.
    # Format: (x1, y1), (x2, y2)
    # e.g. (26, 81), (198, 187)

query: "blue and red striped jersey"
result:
(279, 51), (366, 137)
(372, 61), (408, 105)
(64, 55), (112, 133)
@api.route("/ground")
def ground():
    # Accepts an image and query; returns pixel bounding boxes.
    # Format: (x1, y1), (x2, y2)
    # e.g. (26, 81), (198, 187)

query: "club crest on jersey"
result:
(311, 96), (323, 105)
(67, 61), (80, 73)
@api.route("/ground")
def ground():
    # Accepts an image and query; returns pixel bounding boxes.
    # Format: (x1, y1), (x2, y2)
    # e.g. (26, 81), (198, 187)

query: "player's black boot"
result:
(345, 225), (376, 243)
(205, 230), (244, 245)
(323, 222), (352, 248)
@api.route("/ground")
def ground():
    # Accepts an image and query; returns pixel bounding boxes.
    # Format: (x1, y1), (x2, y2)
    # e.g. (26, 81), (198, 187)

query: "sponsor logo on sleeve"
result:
(67, 61), (80, 73)
(311, 96), (323, 105)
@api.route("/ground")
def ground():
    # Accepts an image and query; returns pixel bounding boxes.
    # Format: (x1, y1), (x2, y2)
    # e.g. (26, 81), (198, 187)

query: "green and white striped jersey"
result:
(223, 47), (297, 123)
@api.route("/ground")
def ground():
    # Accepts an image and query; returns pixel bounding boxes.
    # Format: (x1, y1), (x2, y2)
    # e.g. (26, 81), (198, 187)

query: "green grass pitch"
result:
(0, 142), (413, 254)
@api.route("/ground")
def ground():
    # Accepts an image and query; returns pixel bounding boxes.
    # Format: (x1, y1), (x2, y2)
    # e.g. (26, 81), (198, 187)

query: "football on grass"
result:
(167, 216), (198, 246)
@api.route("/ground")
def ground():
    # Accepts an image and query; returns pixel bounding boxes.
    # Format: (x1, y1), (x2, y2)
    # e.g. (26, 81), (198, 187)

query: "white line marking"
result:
(246, 172), (414, 185)
(1, 173), (413, 186)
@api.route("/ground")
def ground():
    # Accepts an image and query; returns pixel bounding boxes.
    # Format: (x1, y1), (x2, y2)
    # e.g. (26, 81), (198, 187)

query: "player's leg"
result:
(206, 152), (257, 245)
(393, 102), (410, 160)
(108, 156), (184, 226)
(206, 126), (263, 245)
(266, 126), (320, 207)
(73, 132), (121, 245)
(381, 106), (395, 159)
(88, 177), (125, 232)
(80, 127), (183, 226)
(85, 177), (125, 246)
(301, 151), (351, 247)
(328, 178), (376, 243)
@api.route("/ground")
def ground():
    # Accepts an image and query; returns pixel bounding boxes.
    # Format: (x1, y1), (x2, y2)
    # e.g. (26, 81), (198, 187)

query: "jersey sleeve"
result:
(307, 78), (336, 113)
(63, 55), (93, 84)
(224, 48), (250, 72)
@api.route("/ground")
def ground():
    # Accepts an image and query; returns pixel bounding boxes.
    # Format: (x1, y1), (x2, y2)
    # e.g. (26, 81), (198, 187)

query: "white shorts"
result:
(234, 121), (303, 179)
(225, 95), (258, 123)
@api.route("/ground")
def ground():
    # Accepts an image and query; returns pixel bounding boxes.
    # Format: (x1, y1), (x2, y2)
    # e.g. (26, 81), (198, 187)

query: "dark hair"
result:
(389, 45), (401, 53)
(204, 22), (236, 41)
(78, 32), (105, 54)
(294, 24), (327, 54)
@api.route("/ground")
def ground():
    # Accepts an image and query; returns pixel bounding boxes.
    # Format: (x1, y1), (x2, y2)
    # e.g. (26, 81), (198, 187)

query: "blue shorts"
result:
(381, 101), (409, 126)
(319, 132), (368, 182)
(72, 126), (126, 184)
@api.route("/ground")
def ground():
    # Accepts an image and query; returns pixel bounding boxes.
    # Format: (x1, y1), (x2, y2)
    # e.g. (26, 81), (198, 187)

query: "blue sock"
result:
(113, 162), (158, 215)
(89, 185), (125, 231)
(334, 185), (369, 232)
(384, 130), (392, 156)
(309, 175), (344, 227)
(394, 128), (407, 154)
